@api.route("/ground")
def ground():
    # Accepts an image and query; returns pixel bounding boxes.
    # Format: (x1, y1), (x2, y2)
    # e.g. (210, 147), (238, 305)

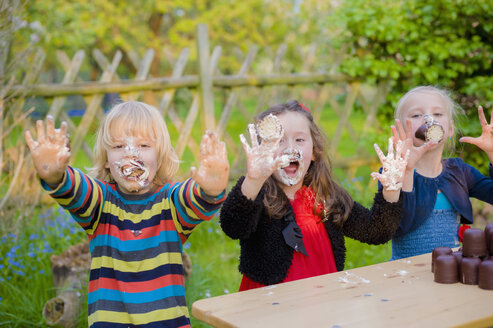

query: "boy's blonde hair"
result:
(395, 86), (464, 131)
(89, 101), (180, 184)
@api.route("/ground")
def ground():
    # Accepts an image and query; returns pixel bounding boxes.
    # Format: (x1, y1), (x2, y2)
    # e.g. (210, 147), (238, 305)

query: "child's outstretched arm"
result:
(460, 106), (493, 163)
(371, 136), (410, 203)
(239, 123), (286, 200)
(24, 115), (71, 187)
(190, 130), (229, 197)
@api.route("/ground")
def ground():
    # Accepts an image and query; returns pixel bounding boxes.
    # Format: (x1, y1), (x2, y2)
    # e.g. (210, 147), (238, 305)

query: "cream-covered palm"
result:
(190, 130), (229, 197)
(25, 115), (71, 187)
(460, 106), (493, 163)
(240, 123), (286, 183)
(371, 137), (410, 191)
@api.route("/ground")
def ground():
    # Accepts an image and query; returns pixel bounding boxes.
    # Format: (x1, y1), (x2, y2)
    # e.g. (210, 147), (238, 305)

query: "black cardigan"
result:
(219, 176), (403, 286)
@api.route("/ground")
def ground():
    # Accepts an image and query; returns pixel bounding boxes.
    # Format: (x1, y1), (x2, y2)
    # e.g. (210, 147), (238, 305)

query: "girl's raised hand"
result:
(190, 130), (229, 197)
(239, 123), (286, 183)
(371, 136), (410, 192)
(460, 106), (493, 161)
(392, 119), (435, 171)
(24, 115), (71, 186)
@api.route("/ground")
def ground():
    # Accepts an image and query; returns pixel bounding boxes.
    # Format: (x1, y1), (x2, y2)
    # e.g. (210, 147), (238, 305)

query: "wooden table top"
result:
(192, 252), (493, 328)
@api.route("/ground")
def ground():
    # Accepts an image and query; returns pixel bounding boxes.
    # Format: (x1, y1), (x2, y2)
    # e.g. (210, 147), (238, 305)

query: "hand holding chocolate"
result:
(415, 115), (444, 143)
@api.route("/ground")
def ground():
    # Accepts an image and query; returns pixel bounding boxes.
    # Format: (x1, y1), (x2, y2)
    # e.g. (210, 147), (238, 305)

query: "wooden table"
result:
(192, 252), (493, 328)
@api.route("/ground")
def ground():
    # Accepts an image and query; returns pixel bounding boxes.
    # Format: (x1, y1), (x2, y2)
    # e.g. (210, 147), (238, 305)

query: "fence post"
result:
(196, 24), (215, 132)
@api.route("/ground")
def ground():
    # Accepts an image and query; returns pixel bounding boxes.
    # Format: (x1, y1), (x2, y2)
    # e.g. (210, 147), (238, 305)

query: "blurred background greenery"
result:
(2, 0), (493, 327)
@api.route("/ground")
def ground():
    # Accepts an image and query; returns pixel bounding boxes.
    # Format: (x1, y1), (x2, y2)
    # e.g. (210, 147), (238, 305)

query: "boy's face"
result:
(105, 134), (158, 194)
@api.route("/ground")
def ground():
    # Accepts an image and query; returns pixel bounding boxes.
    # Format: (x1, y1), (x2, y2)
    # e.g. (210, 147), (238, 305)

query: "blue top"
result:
(395, 157), (493, 238)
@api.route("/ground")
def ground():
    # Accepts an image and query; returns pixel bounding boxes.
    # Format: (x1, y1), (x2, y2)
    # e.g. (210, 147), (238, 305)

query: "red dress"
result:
(239, 186), (338, 291)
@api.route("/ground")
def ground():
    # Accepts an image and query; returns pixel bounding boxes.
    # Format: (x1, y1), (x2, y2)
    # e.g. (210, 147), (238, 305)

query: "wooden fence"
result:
(4, 24), (390, 190)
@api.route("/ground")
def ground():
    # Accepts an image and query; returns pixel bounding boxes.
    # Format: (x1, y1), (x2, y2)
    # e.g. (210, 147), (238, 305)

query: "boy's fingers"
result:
(46, 115), (55, 140)
(190, 166), (198, 180)
(200, 133), (212, 157)
(25, 131), (35, 151)
(57, 121), (68, 142)
(36, 119), (45, 143)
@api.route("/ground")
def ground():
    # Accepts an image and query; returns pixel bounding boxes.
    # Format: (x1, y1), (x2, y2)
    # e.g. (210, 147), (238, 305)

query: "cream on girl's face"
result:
(402, 92), (454, 147)
(105, 134), (158, 194)
(272, 111), (314, 191)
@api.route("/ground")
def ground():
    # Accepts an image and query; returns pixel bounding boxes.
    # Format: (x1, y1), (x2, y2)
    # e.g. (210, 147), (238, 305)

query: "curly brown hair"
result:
(256, 100), (353, 227)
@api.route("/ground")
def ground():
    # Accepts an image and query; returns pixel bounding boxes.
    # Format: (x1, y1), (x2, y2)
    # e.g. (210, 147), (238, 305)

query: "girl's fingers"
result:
(387, 137), (394, 158)
(374, 143), (386, 163)
(459, 136), (478, 146)
(240, 134), (252, 155)
(405, 119), (413, 139)
(370, 172), (385, 183)
(391, 126), (399, 146)
(247, 124), (259, 148)
(478, 106), (487, 127)
(395, 119), (406, 140)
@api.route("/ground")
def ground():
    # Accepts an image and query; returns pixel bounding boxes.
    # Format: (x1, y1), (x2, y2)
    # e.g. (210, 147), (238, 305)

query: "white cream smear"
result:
(277, 148), (304, 186)
(112, 137), (150, 191)
(374, 138), (408, 191)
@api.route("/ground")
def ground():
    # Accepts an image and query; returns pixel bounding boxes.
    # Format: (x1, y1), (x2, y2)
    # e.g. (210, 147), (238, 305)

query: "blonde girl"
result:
(391, 86), (493, 260)
(25, 101), (229, 327)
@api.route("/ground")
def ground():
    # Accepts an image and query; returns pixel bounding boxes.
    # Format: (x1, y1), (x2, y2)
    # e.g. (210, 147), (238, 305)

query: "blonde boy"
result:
(25, 101), (229, 327)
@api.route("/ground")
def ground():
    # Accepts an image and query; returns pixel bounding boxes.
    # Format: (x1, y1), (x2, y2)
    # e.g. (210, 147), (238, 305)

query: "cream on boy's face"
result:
(402, 92), (453, 147)
(105, 134), (158, 194)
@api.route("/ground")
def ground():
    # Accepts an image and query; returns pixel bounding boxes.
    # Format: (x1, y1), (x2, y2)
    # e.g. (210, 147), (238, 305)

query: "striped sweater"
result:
(43, 166), (225, 328)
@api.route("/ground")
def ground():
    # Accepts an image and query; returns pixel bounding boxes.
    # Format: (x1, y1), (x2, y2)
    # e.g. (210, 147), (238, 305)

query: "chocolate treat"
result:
(460, 257), (481, 285)
(453, 251), (463, 273)
(478, 259), (493, 290)
(432, 247), (453, 273)
(434, 254), (458, 284)
(415, 121), (444, 143)
(462, 228), (487, 258)
(486, 223), (493, 255)
(256, 114), (283, 142)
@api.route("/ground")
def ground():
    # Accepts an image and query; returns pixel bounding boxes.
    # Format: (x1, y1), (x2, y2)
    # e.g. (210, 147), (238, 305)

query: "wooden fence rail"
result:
(3, 24), (390, 194)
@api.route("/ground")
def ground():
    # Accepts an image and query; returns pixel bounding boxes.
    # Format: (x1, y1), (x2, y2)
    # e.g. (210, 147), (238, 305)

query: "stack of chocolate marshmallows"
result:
(432, 223), (493, 290)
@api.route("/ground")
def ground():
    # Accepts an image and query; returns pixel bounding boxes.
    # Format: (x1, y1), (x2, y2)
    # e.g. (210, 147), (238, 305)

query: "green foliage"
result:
(329, 0), (493, 118)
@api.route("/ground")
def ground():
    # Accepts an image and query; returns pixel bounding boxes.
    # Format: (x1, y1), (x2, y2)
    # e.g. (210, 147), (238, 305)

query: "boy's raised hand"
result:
(190, 130), (229, 197)
(460, 106), (493, 162)
(25, 115), (71, 187)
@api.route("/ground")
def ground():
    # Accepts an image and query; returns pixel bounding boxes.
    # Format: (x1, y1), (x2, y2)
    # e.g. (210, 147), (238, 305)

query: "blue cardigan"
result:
(395, 158), (493, 237)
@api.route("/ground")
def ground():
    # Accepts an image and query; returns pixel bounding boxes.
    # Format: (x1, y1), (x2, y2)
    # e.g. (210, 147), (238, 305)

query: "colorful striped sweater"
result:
(43, 166), (225, 328)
